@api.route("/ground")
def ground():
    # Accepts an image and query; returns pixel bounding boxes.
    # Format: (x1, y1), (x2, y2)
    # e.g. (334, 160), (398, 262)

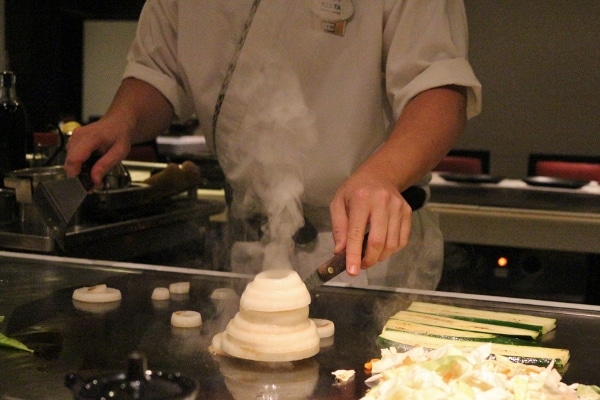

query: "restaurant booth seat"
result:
(433, 149), (490, 175)
(527, 153), (600, 182)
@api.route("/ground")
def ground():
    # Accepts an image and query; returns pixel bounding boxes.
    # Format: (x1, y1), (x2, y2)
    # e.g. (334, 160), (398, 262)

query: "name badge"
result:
(309, 0), (354, 36)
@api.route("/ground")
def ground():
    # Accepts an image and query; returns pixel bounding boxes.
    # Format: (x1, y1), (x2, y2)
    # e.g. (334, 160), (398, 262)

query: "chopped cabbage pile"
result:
(362, 344), (600, 400)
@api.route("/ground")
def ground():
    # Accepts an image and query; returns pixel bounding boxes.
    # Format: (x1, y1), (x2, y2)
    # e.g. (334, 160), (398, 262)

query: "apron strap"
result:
(211, 0), (262, 155)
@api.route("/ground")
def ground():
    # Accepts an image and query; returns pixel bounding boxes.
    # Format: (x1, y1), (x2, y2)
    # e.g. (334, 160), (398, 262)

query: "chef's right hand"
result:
(64, 117), (132, 188)
(329, 165), (413, 277)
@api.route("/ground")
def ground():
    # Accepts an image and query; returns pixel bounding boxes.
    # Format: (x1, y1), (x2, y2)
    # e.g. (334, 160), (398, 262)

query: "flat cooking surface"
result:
(1, 251), (600, 399)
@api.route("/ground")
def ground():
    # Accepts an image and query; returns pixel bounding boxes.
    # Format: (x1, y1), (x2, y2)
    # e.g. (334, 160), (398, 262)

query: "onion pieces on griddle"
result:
(362, 344), (600, 400)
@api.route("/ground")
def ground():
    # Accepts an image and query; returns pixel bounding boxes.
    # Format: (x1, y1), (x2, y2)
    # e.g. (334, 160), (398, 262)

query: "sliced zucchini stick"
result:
(383, 319), (535, 346)
(390, 310), (540, 340)
(407, 302), (556, 334)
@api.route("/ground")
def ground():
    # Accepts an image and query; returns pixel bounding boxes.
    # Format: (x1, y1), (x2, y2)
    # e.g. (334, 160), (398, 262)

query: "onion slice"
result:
(332, 369), (355, 384)
(151, 287), (170, 301)
(169, 282), (190, 294)
(171, 310), (202, 328)
(215, 270), (321, 362)
(311, 318), (335, 338)
(240, 270), (311, 312)
(72, 284), (121, 303)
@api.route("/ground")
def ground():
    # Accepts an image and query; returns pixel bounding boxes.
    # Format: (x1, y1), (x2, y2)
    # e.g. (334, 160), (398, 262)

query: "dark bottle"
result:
(0, 69), (29, 187)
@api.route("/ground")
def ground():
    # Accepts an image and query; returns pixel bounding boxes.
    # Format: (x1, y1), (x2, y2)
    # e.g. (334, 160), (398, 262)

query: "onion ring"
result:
(171, 310), (202, 328)
(151, 287), (170, 301)
(72, 284), (121, 303)
(311, 318), (335, 338)
(169, 282), (190, 294)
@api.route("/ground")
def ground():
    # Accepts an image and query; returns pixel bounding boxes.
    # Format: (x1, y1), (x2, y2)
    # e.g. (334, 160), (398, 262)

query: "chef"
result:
(65, 0), (481, 289)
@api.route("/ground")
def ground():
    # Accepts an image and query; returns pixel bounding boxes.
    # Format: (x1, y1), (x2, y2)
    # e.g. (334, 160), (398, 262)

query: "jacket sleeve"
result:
(383, 0), (482, 120)
(122, 0), (195, 122)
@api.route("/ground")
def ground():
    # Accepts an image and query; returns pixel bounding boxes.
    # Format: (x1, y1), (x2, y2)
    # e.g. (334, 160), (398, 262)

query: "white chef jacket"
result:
(123, 0), (482, 289)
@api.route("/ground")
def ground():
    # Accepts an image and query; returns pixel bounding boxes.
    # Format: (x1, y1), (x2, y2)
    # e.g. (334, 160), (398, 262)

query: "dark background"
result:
(4, 0), (145, 132)
(4, 1), (600, 176)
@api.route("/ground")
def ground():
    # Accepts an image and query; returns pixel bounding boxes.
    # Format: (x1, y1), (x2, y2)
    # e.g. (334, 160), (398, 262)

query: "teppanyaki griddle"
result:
(1, 252), (599, 399)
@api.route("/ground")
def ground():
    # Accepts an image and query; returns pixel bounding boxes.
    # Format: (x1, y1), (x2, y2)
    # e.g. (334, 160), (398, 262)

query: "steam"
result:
(219, 56), (318, 271)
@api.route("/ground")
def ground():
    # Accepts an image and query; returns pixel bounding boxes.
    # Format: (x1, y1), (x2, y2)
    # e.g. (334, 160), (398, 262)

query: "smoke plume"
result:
(219, 56), (318, 271)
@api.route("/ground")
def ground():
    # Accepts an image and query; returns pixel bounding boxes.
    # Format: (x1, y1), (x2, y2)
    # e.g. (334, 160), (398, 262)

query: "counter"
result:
(1, 251), (600, 399)
(429, 173), (600, 253)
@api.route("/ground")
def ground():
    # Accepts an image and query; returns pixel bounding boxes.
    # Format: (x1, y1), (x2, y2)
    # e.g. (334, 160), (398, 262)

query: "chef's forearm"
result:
(360, 85), (467, 190)
(104, 77), (175, 144)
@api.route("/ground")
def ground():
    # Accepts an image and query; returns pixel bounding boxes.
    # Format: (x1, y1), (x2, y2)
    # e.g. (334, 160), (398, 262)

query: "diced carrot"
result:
(364, 358), (379, 371)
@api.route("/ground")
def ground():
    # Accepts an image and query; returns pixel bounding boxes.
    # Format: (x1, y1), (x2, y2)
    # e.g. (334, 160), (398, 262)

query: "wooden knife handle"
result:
(315, 251), (348, 281)
(315, 233), (369, 282)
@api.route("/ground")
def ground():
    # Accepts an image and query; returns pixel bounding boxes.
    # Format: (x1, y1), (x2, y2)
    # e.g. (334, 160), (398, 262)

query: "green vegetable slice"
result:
(0, 316), (34, 353)
(383, 319), (537, 346)
(0, 332), (34, 353)
(407, 302), (556, 334)
(390, 310), (540, 340)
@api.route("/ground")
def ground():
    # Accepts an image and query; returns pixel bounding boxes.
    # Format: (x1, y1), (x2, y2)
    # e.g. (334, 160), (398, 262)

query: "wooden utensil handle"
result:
(315, 233), (369, 281)
(315, 251), (348, 280)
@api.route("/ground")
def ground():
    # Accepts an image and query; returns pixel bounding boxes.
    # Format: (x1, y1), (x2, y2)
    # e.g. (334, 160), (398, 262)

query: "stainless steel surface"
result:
(0, 198), (224, 259)
(101, 163), (132, 190)
(0, 189), (17, 224)
(429, 202), (600, 254)
(430, 173), (600, 213)
(429, 173), (600, 254)
(1, 252), (599, 399)
(32, 154), (99, 248)
(34, 176), (89, 248)
(4, 166), (66, 205)
(0, 162), (224, 260)
(81, 183), (171, 215)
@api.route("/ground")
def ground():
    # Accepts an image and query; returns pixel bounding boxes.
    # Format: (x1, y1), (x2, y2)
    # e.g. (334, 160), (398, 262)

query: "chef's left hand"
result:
(329, 167), (412, 276)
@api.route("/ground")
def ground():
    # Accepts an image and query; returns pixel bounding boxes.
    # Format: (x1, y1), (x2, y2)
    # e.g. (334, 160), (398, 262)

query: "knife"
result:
(33, 153), (100, 250)
(302, 186), (427, 291)
(303, 233), (369, 292)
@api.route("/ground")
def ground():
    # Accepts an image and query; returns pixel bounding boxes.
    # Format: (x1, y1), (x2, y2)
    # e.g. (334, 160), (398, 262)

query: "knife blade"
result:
(33, 153), (100, 250)
(302, 186), (427, 291)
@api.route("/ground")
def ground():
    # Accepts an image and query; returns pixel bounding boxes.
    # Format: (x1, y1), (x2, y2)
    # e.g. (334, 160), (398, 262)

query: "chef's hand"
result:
(64, 78), (174, 187)
(329, 166), (412, 276)
(64, 118), (132, 188)
(329, 86), (468, 276)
